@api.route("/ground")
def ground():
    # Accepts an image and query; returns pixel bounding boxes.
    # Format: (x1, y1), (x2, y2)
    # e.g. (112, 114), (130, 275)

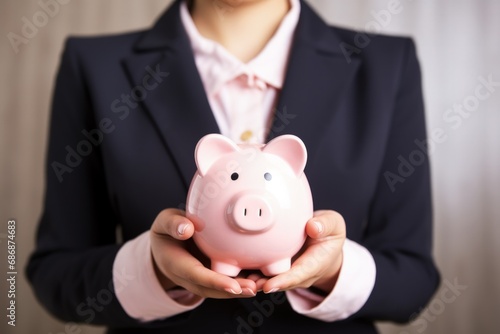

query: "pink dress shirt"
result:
(113, 0), (376, 322)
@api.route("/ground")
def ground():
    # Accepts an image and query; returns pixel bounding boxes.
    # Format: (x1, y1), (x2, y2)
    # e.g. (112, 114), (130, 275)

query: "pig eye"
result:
(264, 172), (272, 181)
(231, 172), (239, 181)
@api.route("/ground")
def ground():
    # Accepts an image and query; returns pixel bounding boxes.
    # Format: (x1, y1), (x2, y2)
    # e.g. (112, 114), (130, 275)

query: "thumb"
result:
(305, 210), (346, 239)
(151, 208), (195, 240)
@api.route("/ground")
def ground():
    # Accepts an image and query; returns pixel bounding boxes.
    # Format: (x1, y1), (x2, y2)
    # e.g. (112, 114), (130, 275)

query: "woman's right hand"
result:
(150, 208), (258, 298)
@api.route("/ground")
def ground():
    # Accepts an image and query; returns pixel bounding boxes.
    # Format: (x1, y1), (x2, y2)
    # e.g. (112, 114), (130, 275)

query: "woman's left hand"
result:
(253, 210), (346, 294)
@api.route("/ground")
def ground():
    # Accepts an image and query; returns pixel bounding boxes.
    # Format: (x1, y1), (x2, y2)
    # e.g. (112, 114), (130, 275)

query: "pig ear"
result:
(263, 135), (307, 176)
(195, 134), (239, 176)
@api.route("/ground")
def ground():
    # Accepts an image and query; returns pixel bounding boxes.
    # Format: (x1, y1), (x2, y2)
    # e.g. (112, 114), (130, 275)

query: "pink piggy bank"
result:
(186, 134), (313, 277)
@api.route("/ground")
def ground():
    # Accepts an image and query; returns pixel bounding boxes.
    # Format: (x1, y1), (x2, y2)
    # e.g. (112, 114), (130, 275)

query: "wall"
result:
(1, 1), (499, 333)
(307, 1), (500, 333)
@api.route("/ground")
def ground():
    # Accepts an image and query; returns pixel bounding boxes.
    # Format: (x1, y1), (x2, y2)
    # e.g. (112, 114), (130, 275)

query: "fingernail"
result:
(177, 223), (188, 236)
(242, 288), (256, 296)
(225, 288), (242, 295)
(314, 221), (324, 234)
(264, 287), (279, 294)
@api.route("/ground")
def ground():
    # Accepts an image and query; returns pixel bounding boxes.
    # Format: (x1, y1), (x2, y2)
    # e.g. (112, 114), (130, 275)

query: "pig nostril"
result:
(242, 208), (263, 217)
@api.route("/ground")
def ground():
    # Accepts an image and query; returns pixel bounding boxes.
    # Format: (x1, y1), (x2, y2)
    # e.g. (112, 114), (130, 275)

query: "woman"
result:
(27, 0), (440, 333)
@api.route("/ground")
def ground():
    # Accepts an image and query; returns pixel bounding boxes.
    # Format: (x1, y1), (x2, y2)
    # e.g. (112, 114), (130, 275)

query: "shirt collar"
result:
(180, 0), (301, 94)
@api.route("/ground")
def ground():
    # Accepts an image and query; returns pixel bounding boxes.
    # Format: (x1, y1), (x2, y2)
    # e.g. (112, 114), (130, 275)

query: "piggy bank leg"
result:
(261, 258), (291, 276)
(212, 261), (242, 277)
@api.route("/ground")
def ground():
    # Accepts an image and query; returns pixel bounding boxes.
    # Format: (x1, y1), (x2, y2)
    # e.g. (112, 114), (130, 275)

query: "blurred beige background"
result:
(1, 1), (499, 334)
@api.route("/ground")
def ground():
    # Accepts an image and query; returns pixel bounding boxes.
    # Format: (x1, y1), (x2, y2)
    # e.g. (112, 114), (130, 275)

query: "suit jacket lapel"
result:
(239, 1), (363, 314)
(269, 1), (361, 165)
(121, 0), (362, 188)
(122, 0), (219, 189)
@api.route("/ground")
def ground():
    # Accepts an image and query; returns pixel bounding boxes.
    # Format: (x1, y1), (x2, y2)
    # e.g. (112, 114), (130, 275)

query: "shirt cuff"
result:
(286, 238), (376, 322)
(113, 231), (204, 322)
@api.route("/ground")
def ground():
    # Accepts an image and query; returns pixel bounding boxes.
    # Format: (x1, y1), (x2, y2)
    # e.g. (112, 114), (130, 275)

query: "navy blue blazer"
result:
(27, 1), (440, 333)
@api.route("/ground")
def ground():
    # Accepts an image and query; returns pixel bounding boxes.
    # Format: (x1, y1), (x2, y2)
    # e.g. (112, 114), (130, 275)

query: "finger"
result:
(245, 273), (268, 292)
(262, 251), (321, 293)
(306, 210), (346, 239)
(246, 273), (262, 282)
(263, 237), (343, 293)
(255, 277), (269, 292)
(235, 278), (257, 296)
(151, 208), (194, 240)
(183, 264), (244, 296)
(159, 242), (245, 297)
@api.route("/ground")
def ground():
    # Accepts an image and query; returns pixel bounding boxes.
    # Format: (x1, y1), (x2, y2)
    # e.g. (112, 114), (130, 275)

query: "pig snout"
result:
(228, 192), (275, 232)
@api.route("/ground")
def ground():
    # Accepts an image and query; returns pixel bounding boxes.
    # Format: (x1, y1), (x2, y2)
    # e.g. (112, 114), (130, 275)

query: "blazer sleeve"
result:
(25, 39), (144, 327)
(355, 39), (440, 322)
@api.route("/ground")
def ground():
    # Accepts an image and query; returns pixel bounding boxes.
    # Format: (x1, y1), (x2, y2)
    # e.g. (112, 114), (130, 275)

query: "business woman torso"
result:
(27, 1), (439, 333)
